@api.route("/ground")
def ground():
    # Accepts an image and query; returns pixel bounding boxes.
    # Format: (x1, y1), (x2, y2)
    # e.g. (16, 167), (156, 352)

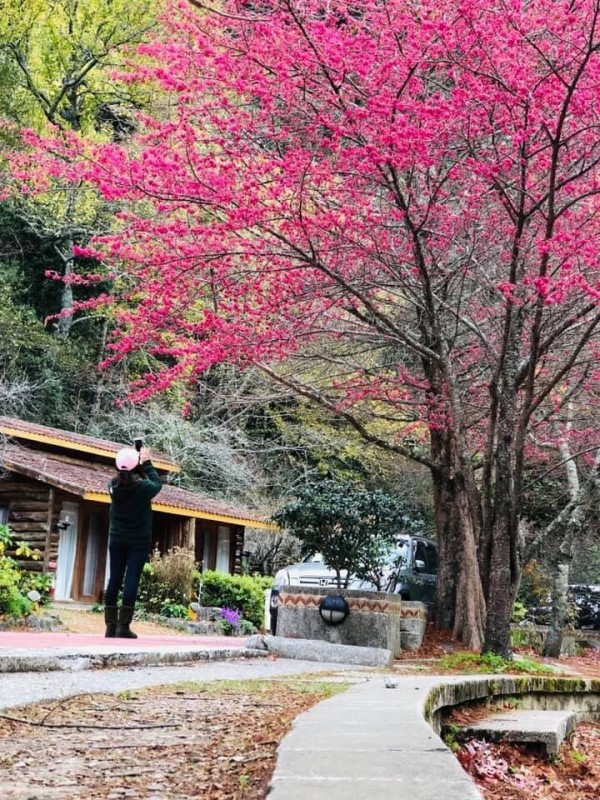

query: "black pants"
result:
(104, 542), (149, 607)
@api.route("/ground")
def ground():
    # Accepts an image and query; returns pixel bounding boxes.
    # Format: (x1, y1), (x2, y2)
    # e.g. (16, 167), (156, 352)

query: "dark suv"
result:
(269, 535), (438, 634)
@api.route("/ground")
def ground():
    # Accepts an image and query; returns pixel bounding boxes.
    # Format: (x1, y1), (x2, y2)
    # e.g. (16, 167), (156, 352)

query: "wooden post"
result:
(183, 517), (195, 550)
(44, 487), (55, 570)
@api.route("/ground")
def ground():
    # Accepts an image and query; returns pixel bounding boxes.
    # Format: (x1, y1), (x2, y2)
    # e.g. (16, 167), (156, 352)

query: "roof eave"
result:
(2, 458), (88, 500)
(83, 490), (278, 529)
(0, 424), (180, 473)
(2, 457), (278, 531)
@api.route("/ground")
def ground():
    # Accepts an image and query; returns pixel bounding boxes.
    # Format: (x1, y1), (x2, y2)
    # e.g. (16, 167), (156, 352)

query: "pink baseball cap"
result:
(115, 447), (140, 471)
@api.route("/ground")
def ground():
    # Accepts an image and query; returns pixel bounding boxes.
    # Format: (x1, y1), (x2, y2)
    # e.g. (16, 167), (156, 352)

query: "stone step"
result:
(458, 709), (578, 755)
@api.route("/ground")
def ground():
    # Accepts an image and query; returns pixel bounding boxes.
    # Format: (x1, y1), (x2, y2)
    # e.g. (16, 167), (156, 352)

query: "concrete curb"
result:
(246, 634), (393, 667)
(0, 646), (268, 673)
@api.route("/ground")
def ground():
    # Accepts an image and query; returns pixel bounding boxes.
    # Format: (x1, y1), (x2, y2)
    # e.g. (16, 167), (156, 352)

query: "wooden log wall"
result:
(0, 473), (57, 570)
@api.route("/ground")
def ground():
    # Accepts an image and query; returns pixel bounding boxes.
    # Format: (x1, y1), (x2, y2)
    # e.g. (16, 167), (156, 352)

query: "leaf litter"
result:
(446, 701), (600, 800)
(456, 723), (599, 799)
(0, 679), (346, 799)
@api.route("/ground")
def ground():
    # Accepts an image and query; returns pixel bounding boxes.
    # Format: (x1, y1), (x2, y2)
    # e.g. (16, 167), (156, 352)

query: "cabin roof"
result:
(0, 444), (276, 530)
(0, 416), (180, 473)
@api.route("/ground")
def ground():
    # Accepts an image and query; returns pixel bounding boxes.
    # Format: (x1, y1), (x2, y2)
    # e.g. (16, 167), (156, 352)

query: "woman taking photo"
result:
(104, 446), (162, 638)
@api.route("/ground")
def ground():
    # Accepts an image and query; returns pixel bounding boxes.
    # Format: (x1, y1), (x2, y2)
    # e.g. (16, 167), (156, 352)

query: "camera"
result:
(133, 437), (144, 452)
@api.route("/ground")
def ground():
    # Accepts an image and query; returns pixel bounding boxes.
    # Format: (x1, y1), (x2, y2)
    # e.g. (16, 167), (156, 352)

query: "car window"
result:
(414, 541), (428, 570)
(394, 539), (410, 569)
(303, 553), (324, 563)
(425, 543), (438, 574)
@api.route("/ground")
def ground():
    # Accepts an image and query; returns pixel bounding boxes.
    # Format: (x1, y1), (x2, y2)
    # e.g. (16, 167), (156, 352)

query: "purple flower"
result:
(220, 607), (242, 629)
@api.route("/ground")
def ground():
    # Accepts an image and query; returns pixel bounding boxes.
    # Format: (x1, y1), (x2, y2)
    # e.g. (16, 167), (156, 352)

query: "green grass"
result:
(156, 678), (349, 698)
(439, 651), (556, 675)
(116, 689), (141, 700)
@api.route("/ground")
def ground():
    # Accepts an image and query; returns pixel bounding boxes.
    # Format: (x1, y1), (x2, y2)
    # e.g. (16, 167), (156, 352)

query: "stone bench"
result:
(458, 708), (578, 754)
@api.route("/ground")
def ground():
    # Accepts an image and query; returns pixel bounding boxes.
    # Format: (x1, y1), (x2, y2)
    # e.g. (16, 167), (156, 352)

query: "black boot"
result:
(104, 605), (118, 638)
(115, 605), (138, 639)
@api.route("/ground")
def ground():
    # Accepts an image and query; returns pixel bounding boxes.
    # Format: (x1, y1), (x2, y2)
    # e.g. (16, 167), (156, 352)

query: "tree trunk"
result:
(428, 368), (486, 648)
(56, 232), (74, 339)
(451, 482), (486, 650)
(543, 561), (571, 658)
(541, 425), (587, 658)
(483, 517), (517, 656)
(431, 469), (461, 630)
(483, 409), (520, 657)
(88, 318), (109, 420)
(54, 190), (77, 339)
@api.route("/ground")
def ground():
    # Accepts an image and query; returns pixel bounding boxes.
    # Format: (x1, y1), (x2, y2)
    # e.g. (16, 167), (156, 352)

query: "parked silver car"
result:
(269, 535), (438, 634)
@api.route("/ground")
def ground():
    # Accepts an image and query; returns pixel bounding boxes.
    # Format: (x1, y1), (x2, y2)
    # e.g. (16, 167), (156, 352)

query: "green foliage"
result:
(443, 723), (461, 752)
(272, 480), (425, 587)
(159, 601), (189, 619)
(0, 0), (157, 134)
(439, 651), (553, 675)
(515, 559), (552, 618)
(199, 572), (266, 629)
(511, 601), (528, 624)
(570, 749), (587, 764)
(249, 575), (274, 591)
(216, 611), (256, 636)
(0, 579), (32, 618)
(0, 0), (161, 428)
(136, 547), (199, 615)
(18, 570), (53, 606)
(117, 690), (140, 701)
(0, 524), (44, 618)
(0, 258), (108, 425)
(217, 607), (243, 636)
(510, 625), (544, 652)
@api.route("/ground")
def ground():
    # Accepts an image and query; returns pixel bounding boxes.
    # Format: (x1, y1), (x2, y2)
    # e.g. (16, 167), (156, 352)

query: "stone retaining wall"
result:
(277, 587), (403, 656)
(276, 589), (429, 654)
(399, 600), (428, 650)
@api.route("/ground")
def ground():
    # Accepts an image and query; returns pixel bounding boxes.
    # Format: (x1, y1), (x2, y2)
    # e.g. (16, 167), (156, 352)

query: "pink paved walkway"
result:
(0, 630), (247, 650)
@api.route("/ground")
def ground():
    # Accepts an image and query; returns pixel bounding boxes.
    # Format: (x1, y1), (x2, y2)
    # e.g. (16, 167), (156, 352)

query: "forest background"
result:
(1, 0), (599, 656)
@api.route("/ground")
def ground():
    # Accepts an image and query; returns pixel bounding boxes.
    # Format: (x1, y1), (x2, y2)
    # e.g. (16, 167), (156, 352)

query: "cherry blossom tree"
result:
(20, 0), (600, 654)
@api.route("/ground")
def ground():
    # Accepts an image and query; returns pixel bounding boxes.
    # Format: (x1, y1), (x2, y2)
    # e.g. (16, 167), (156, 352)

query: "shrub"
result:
(199, 571), (266, 628)
(240, 619), (255, 635)
(159, 601), (189, 618)
(253, 575), (274, 591)
(0, 573), (32, 617)
(19, 571), (53, 606)
(272, 480), (426, 588)
(510, 624), (544, 652)
(568, 584), (600, 629)
(0, 524), (41, 618)
(137, 547), (199, 614)
(511, 601), (528, 624)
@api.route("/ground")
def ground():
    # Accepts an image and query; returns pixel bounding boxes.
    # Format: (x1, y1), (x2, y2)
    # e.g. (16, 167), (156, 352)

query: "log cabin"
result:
(0, 416), (276, 604)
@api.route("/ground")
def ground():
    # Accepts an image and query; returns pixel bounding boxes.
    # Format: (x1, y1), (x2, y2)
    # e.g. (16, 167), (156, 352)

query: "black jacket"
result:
(108, 461), (162, 547)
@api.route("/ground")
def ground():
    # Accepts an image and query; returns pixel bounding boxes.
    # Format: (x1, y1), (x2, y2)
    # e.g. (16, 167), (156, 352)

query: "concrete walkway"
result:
(0, 630), (483, 799)
(270, 676), (483, 800)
